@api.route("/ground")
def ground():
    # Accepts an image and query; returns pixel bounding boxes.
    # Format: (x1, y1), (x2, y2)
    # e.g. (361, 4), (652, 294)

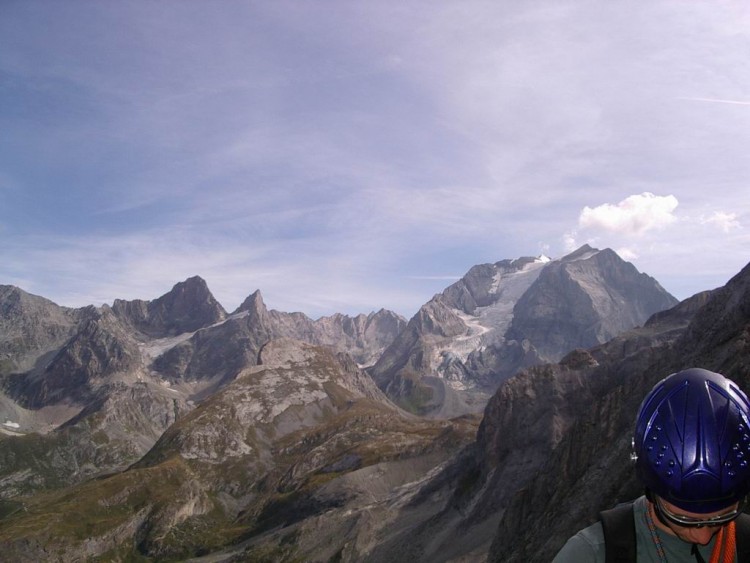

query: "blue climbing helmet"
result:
(633, 368), (750, 513)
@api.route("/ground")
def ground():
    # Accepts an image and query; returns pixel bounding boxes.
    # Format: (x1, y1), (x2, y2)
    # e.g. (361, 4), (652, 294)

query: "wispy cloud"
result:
(407, 275), (462, 281)
(700, 211), (741, 233)
(678, 97), (750, 106)
(3, 1), (750, 314)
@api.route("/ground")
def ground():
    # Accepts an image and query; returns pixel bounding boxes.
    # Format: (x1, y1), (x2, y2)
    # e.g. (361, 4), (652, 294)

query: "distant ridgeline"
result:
(3, 245), (739, 563)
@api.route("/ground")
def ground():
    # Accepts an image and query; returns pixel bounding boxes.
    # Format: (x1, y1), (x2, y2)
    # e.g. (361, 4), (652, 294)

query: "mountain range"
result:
(0, 244), (727, 562)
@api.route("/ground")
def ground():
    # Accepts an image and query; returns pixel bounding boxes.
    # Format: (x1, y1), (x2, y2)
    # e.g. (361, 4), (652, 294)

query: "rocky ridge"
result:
(0, 278), (405, 498)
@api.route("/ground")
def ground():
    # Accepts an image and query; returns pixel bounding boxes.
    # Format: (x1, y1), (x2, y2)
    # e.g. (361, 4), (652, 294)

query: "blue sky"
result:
(2, 1), (749, 319)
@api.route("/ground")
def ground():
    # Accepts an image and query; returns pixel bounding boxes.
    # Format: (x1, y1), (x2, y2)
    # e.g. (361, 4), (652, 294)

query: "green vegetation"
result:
(0, 499), (24, 520)
(237, 543), (307, 563)
(0, 353), (480, 561)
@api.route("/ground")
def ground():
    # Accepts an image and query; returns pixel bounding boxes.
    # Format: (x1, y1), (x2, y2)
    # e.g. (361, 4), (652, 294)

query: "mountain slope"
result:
(480, 268), (749, 562)
(364, 286), (713, 563)
(0, 339), (478, 561)
(0, 254), (691, 561)
(0, 285), (79, 378)
(369, 245), (678, 417)
(0, 280), (405, 500)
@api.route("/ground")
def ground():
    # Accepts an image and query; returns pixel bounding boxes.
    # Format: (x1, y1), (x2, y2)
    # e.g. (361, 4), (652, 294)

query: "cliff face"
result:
(506, 247), (677, 359)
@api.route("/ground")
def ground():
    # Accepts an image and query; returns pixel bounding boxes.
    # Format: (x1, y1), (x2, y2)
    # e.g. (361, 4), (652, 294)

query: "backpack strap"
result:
(737, 513), (750, 562)
(600, 502), (636, 563)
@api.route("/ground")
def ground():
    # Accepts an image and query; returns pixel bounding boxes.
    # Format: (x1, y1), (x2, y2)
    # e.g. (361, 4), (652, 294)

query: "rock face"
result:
(369, 245), (678, 416)
(111, 275), (227, 337)
(0, 279), (405, 499)
(506, 246), (678, 359)
(0, 285), (79, 376)
(7, 306), (142, 408)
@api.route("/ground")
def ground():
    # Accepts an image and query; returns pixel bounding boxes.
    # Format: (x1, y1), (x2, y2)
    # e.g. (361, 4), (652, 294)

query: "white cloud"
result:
(579, 193), (679, 235)
(700, 211), (741, 233)
(563, 231), (579, 252)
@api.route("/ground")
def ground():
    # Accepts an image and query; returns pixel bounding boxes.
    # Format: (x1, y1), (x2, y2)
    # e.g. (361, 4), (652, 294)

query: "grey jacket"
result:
(552, 496), (728, 562)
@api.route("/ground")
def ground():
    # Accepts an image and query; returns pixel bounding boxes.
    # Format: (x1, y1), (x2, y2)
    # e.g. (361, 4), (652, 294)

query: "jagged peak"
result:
(235, 289), (267, 315)
(371, 308), (405, 321)
(559, 244), (600, 262)
(163, 275), (211, 298)
(152, 276), (226, 319)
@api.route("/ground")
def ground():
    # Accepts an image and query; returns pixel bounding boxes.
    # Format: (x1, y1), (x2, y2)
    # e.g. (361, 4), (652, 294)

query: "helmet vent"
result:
(633, 369), (750, 511)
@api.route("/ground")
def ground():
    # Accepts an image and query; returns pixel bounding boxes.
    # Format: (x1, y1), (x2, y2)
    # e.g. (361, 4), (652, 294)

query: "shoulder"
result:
(551, 521), (605, 563)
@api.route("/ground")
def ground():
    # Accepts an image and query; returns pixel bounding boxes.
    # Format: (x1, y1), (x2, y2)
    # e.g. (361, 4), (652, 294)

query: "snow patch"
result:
(490, 257), (547, 294)
(432, 257), (548, 380)
(571, 248), (598, 261)
(3, 420), (20, 429)
(139, 313), (246, 359)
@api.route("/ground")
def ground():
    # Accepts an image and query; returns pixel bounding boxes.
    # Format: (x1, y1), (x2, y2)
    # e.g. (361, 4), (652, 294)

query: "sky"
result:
(1, 1), (749, 319)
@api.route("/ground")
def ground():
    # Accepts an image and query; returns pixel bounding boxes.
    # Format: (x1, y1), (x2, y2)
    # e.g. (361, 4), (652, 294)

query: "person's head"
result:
(632, 368), (750, 540)
(650, 493), (743, 545)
